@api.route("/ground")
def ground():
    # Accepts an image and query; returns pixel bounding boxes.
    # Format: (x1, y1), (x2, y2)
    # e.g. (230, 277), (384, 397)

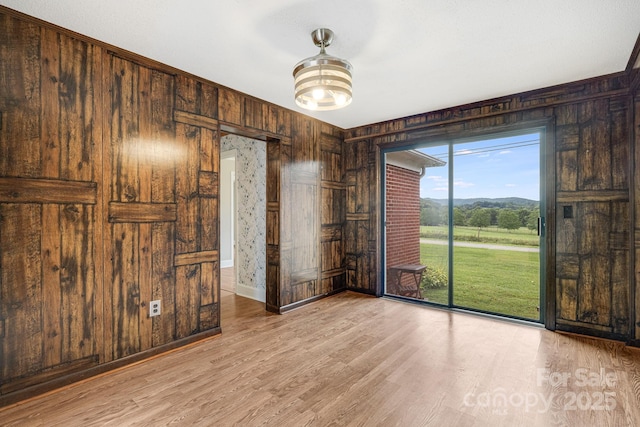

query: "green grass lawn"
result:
(418, 243), (540, 320)
(421, 225), (540, 246)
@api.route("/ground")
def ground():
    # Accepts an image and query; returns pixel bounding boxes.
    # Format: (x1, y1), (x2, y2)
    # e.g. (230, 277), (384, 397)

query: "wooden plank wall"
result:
(0, 8), (346, 404)
(282, 115), (319, 307)
(320, 124), (347, 295)
(635, 92), (640, 344)
(266, 137), (282, 313)
(554, 98), (630, 338)
(345, 72), (638, 344)
(633, 63), (640, 345)
(0, 17), (103, 395)
(345, 139), (378, 295)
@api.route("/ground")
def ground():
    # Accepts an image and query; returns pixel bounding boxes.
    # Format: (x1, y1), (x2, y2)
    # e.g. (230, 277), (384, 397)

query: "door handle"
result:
(537, 217), (544, 237)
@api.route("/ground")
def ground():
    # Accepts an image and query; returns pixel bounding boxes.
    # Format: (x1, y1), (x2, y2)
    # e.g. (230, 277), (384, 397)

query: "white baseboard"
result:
(235, 282), (266, 303)
(221, 283), (235, 293)
(220, 260), (234, 268)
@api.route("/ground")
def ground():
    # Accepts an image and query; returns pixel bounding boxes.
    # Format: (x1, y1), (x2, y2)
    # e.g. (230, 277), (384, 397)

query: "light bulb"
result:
(307, 100), (318, 110)
(312, 88), (325, 100)
(335, 94), (346, 106)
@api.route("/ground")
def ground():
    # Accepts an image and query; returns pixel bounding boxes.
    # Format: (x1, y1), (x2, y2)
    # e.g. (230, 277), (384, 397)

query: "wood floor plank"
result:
(1, 291), (640, 426)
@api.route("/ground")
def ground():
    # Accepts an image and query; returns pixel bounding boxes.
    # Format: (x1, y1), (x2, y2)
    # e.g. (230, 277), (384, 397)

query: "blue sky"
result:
(418, 133), (540, 201)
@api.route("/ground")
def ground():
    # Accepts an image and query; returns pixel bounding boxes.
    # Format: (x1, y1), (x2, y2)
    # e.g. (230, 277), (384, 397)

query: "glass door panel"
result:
(451, 133), (541, 320)
(416, 145), (449, 305)
(384, 145), (449, 304)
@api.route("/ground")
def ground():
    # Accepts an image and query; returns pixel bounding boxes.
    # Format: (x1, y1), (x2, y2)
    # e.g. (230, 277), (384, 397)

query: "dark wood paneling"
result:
(105, 55), (141, 360)
(266, 138), (281, 312)
(149, 69), (177, 349)
(174, 110), (218, 130)
(218, 87), (292, 138)
(174, 250), (219, 266)
(174, 75), (218, 119)
(173, 76), (221, 339)
(634, 94), (640, 341)
(218, 87), (242, 126)
(108, 202), (177, 222)
(344, 139), (377, 294)
(0, 177), (96, 203)
(283, 115), (319, 306)
(320, 124), (346, 296)
(0, 17), (102, 393)
(0, 14), (41, 178)
(264, 105), (292, 137)
(556, 190), (628, 203)
(243, 97), (264, 131)
(273, 116), (347, 309)
(555, 98), (631, 337)
(345, 73), (628, 143)
(103, 62), (222, 355)
(198, 171), (218, 197)
(102, 55), (225, 361)
(0, 204), (43, 380)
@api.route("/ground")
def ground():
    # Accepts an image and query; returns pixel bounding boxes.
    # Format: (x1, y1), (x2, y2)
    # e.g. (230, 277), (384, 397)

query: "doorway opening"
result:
(383, 129), (545, 322)
(220, 150), (237, 292)
(219, 133), (267, 303)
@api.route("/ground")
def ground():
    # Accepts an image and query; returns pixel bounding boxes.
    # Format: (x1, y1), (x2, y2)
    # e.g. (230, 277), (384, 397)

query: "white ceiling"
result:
(1, 0), (639, 129)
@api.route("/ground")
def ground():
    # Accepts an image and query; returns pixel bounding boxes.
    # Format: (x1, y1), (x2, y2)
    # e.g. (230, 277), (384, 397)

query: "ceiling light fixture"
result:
(293, 28), (353, 111)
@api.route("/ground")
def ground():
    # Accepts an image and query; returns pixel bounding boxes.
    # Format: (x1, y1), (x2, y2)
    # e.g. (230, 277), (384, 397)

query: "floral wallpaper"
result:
(221, 135), (266, 300)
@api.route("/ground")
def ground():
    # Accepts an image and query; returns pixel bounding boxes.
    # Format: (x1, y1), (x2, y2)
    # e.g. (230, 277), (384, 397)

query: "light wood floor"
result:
(220, 266), (235, 293)
(2, 291), (640, 426)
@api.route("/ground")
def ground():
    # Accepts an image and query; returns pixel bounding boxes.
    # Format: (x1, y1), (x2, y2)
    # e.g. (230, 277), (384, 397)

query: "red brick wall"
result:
(385, 164), (421, 289)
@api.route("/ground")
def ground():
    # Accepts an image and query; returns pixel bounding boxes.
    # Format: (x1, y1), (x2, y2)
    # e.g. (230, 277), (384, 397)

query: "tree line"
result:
(420, 199), (540, 234)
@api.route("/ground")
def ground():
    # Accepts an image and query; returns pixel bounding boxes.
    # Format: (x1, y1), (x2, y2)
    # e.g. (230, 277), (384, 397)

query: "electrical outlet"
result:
(150, 300), (161, 317)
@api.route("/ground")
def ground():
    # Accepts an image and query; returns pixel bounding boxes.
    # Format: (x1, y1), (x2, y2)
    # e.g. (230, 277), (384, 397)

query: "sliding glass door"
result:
(383, 131), (543, 322)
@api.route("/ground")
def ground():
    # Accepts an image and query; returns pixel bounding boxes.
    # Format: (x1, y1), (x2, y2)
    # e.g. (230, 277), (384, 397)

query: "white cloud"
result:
(453, 180), (475, 188)
(499, 150), (512, 155)
(505, 183), (517, 187)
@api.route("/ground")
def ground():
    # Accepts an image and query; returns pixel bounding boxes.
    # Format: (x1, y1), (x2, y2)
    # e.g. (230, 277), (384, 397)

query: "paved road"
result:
(420, 238), (539, 253)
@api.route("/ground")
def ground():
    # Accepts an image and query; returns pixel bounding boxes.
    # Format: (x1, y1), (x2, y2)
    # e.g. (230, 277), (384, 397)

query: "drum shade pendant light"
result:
(293, 28), (353, 111)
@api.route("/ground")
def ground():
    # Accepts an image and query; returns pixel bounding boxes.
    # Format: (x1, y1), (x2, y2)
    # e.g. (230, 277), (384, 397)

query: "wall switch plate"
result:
(150, 300), (161, 317)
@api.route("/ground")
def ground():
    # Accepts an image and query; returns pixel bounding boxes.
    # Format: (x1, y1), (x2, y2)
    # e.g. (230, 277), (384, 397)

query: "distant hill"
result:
(427, 197), (539, 207)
